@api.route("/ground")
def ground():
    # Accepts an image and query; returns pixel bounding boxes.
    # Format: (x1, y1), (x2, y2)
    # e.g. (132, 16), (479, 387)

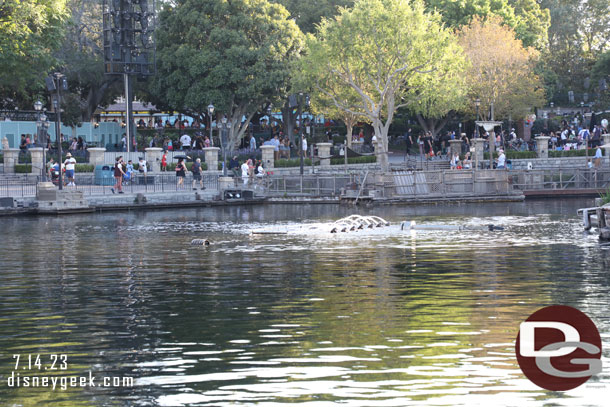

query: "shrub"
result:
(330, 155), (377, 165)
(275, 158), (316, 167)
(75, 164), (94, 172)
(484, 151), (537, 160)
(15, 164), (32, 173)
(549, 149), (603, 158)
(600, 187), (610, 205)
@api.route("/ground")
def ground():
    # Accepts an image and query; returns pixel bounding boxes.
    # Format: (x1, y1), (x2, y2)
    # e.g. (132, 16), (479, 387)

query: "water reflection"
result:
(0, 200), (608, 406)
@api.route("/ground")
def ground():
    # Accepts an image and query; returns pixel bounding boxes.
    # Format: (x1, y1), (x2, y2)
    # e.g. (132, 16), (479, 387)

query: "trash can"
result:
(94, 164), (115, 186)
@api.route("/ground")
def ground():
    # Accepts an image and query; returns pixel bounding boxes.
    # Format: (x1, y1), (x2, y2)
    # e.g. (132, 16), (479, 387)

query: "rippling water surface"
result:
(0, 200), (609, 406)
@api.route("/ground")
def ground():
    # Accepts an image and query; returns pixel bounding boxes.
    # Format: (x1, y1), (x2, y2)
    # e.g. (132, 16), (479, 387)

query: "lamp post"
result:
(219, 116), (229, 176)
(580, 101), (584, 118)
(34, 101), (46, 181)
(48, 72), (66, 190)
(474, 98), (481, 138)
(207, 103), (214, 145)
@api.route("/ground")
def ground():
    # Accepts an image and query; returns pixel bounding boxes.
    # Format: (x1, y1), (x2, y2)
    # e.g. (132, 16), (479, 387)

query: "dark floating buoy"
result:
(191, 239), (210, 246)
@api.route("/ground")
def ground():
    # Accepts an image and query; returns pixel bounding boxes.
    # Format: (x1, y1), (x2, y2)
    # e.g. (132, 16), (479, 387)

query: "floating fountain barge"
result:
(578, 204), (610, 240)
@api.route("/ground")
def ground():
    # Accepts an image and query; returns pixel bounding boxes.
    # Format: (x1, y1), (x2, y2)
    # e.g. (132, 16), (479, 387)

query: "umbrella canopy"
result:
(173, 155), (191, 160)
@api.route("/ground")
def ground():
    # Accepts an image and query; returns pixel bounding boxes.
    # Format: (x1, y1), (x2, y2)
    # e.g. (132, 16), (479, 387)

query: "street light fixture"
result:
(34, 101), (47, 181)
(207, 103), (214, 144)
(219, 116), (229, 177)
(474, 98), (481, 137)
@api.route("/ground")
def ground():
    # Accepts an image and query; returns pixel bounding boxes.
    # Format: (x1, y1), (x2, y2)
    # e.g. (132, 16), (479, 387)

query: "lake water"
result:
(0, 200), (608, 406)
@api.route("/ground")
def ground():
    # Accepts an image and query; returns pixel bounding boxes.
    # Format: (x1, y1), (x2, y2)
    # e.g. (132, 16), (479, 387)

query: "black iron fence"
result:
(0, 173), (218, 198)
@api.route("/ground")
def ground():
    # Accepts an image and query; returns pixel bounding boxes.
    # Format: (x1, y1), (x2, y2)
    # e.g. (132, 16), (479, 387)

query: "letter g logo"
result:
(515, 305), (602, 391)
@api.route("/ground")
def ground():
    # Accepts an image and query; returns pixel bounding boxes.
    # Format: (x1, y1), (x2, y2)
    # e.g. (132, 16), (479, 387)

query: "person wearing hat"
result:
(112, 156), (125, 194)
(496, 149), (506, 169)
(63, 152), (77, 186)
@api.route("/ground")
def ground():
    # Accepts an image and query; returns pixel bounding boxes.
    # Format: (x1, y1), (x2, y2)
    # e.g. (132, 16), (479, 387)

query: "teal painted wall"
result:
(0, 122), (123, 149)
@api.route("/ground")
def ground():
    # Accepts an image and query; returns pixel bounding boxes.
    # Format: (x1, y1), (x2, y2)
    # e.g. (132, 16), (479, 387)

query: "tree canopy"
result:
(300, 0), (464, 170)
(150, 0), (303, 148)
(0, 0), (68, 107)
(424, 0), (549, 48)
(458, 16), (545, 120)
(273, 0), (354, 33)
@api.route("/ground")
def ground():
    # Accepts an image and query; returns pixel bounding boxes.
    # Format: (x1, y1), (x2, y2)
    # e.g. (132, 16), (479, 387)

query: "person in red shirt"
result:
(161, 152), (167, 171)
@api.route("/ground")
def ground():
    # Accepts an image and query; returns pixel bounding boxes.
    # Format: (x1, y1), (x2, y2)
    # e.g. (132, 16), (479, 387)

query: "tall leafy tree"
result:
(150, 0), (303, 149)
(424, 0), (549, 48)
(458, 16), (545, 120)
(299, 0), (462, 171)
(273, 0), (354, 33)
(56, 0), (122, 123)
(0, 0), (68, 107)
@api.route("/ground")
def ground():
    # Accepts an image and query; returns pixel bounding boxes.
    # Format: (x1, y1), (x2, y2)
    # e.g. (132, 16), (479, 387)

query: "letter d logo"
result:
(515, 305), (602, 391)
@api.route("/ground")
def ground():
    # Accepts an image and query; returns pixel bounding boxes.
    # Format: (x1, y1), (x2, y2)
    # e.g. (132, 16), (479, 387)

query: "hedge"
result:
(549, 149), (604, 158)
(274, 158), (316, 167)
(484, 151), (537, 159)
(330, 155), (377, 165)
(15, 164), (32, 173)
(75, 164), (94, 172)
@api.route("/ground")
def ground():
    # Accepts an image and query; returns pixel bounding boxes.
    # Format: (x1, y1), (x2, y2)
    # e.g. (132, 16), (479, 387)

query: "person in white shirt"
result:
(241, 161), (249, 185)
(138, 157), (147, 177)
(179, 133), (191, 150)
(301, 135), (308, 158)
(63, 152), (77, 186)
(496, 149), (506, 169)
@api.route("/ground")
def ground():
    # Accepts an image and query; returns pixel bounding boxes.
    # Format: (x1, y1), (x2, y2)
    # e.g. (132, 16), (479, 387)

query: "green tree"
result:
(273, 0), (354, 33)
(300, 0), (462, 171)
(424, 0), (549, 48)
(150, 0), (303, 149)
(56, 0), (122, 123)
(0, 0), (68, 107)
(458, 16), (545, 120)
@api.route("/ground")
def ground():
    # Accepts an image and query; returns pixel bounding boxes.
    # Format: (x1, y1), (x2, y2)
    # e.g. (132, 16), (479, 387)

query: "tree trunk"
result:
(373, 122), (390, 172)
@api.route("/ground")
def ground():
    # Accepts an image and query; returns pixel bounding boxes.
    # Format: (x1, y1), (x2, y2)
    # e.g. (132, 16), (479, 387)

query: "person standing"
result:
(161, 151), (167, 171)
(241, 159), (249, 185)
(301, 134), (308, 158)
(594, 145), (603, 169)
(63, 152), (77, 186)
(112, 156), (125, 194)
(496, 149), (506, 169)
(138, 157), (147, 179)
(191, 158), (204, 190)
(249, 134), (256, 151)
(125, 160), (135, 185)
(175, 157), (186, 187)
(180, 133), (192, 150)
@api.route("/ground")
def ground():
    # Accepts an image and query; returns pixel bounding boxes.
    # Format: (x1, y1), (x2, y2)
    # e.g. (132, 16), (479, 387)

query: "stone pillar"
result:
(535, 136), (550, 159)
(218, 176), (233, 191)
(603, 134), (610, 163)
(472, 138), (485, 169)
(261, 145), (275, 169)
(30, 147), (45, 176)
(2, 137), (9, 150)
(316, 142), (332, 167)
(449, 139), (462, 158)
(203, 147), (220, 172)
(3, 148), (19, 174)
(145, 147), (163, 172)
(352, 140), (363, 153)
(88, 147), (106, 168)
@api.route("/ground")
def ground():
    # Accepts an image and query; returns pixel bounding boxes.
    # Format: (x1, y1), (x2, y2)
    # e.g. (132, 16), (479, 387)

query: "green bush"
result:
(484, 151), (537, 160)
(275, 158), (316, 167)
(330, 155), (377, 165)
(600, 187), (610, 205)
(549, 149), (603, 158)
(15, 164), (32, 173)
(75, 164), (94, 172)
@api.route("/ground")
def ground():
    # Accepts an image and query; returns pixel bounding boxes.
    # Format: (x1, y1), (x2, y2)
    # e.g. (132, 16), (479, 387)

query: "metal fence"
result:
(261, 173), (362, 197)
(510, 169), (610, 191)
(0, 178), (39, 198)
(393, 170), (512, 198)
(0, 173), (218, 198)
